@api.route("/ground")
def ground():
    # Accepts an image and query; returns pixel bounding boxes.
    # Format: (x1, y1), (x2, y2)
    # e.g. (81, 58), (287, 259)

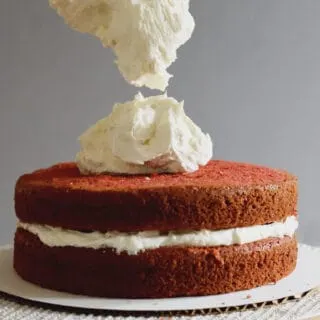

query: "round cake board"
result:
(0, 244), (319, 312)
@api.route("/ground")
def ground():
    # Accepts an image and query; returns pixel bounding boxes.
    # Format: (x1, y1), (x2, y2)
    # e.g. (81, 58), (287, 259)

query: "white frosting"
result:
(76, 93), (213, 175)
(49, 0), (195, 91)
(18, 216), (298, 255)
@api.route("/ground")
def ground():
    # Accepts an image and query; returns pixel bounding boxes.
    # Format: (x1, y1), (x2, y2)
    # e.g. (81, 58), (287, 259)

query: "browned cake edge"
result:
(15, 170), (297, 232)
(14, 228), (297, 298)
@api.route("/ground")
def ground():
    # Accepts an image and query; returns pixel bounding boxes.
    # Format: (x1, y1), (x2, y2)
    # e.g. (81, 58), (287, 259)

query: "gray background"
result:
(1, 1), (320, 245)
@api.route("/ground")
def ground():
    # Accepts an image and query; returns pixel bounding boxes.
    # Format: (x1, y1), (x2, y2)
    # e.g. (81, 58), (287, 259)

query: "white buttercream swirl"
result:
(49, 0), (195, 91)
(76, 93), (213, 175)
(18, 216), (298, 255)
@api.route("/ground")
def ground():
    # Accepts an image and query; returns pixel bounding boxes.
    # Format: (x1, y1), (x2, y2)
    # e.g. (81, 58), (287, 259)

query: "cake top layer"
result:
(18, 160), (295, 192)
(15, 160), (297, 232)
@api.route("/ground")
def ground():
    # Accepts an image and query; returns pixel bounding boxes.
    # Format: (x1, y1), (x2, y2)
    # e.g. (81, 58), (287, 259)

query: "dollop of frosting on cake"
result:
(76, 93), (213, 174)
(18, 216), (298, 255)
(49, 0), (195, 91)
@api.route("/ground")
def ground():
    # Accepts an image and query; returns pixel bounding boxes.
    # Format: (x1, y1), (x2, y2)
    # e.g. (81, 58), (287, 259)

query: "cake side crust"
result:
(15, 161), (298, 232)
(14, 228), (297, 298)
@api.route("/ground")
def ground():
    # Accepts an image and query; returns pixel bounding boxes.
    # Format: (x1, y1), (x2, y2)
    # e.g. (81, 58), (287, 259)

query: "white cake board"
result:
(0, 244), (319, 312)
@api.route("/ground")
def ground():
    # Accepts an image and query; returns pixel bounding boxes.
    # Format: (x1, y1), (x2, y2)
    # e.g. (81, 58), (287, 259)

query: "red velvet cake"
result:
(13, 160), (298, 298)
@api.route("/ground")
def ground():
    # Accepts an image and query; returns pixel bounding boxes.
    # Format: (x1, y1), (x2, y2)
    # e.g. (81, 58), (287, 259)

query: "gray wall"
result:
(1, 1), (320, 245)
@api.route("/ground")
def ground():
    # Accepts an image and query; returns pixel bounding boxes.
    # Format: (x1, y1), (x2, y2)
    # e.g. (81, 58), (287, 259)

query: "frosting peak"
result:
(49, 0), (195, 91)
(76, 93), (213, 175)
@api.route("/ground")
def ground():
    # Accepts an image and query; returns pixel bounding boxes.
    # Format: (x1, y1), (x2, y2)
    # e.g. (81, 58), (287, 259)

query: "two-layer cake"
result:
(14, 160), (298, 298)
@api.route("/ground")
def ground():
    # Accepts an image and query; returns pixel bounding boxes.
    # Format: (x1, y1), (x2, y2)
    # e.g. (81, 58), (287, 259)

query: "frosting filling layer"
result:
(17, 216), (298, 255)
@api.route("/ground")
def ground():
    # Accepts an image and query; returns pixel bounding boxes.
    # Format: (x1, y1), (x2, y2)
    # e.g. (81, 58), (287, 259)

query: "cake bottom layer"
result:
(14, 228), (297, 298)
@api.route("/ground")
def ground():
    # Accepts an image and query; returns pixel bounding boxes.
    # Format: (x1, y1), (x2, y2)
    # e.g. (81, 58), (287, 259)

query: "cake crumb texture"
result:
(14, 228), (297, 298)
(15, 160), (298, 232)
